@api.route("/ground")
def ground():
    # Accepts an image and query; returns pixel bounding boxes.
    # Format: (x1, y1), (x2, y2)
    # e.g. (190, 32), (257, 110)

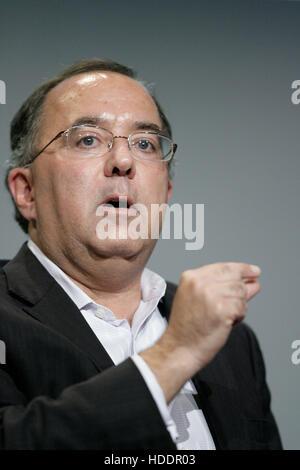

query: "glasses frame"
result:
(27, 124), (177, 165)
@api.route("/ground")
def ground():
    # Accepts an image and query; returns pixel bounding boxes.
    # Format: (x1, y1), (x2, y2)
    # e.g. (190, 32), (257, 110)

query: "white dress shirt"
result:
(27, 240), (215, 450)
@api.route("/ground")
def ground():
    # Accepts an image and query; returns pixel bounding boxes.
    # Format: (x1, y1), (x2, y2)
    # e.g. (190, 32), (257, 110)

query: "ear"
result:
(167, 178), (173, 203)
(7, 168), (36, 223)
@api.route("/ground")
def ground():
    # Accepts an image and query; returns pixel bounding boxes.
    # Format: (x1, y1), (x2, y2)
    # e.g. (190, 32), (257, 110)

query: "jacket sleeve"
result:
(0, 359), (176, 450)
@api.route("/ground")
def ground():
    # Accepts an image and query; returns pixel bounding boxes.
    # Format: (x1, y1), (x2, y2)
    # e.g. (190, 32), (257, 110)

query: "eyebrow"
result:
(69, 116), (162, 133)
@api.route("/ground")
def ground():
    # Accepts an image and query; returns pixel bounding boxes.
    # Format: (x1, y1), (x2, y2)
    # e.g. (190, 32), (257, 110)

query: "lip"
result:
(101, 193), (134, 208)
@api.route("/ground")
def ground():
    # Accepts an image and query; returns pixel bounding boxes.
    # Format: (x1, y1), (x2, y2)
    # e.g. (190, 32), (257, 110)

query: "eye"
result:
(79, 135), (98, 148)
(67, 126), (112, 156)
(136, 139), (155, 152)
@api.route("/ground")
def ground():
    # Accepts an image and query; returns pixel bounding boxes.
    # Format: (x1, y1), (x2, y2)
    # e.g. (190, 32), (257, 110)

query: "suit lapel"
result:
(3, 243), (114, 372)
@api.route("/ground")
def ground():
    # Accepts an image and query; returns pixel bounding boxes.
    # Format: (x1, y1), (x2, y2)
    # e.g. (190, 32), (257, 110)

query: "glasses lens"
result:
(66, 126), (112, 157)
(130, 133), (173, 161)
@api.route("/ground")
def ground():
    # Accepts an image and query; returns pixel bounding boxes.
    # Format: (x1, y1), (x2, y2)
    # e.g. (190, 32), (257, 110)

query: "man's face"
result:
(20, 72), (172, 261)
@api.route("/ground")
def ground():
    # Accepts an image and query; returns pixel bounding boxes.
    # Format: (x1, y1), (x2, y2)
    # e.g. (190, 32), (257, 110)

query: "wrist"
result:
(140, 335), (202, 403)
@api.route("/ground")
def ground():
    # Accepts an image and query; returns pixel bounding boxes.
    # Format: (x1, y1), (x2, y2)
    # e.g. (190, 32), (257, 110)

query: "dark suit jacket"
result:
(0, 244), (282, 449)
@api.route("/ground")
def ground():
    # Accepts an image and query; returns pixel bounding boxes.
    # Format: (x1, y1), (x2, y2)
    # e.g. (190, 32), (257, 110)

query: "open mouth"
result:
(103, 199), (131, 209)
(103, 199), (130, 209)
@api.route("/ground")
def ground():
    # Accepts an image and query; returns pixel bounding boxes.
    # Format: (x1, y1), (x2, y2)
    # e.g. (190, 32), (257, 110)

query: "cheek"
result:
(138, 164), (169, 201)
(152, 177), (169, 203)
(35, 160), (99, 216)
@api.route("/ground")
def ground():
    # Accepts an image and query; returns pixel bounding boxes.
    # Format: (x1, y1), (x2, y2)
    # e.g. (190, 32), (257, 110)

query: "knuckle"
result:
(180, 270), (199, 293)
(181, 269), (194, 285)
(233, 282), (247, 298)
(181, 269), (191, 281)
(219, 263), (231, 275)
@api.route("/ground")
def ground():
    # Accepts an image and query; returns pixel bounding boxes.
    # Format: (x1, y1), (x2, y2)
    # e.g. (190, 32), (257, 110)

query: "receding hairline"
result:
(37, 70), (162, 141)
(45, 70), (155, 107)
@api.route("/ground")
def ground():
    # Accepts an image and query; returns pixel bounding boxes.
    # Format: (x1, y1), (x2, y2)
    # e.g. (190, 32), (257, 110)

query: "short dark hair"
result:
(6, 58), (174, 233)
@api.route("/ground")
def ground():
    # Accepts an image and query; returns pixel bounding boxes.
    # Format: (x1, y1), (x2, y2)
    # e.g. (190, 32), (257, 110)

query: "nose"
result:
(103, 136), (136, 179)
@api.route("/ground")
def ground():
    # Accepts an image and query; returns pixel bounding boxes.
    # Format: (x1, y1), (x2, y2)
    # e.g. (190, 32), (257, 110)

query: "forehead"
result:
(43, 71), (161, 130)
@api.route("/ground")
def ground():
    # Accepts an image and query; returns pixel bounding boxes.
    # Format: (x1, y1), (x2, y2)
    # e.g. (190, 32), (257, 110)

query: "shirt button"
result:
(95, 308), (106, 320)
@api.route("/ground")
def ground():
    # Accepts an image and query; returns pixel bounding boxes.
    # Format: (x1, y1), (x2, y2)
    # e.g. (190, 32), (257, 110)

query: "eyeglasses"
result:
(28, 125), (177, 165)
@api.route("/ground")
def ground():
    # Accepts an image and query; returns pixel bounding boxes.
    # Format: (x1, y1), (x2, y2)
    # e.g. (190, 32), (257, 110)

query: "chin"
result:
(91, 236), (148, 260)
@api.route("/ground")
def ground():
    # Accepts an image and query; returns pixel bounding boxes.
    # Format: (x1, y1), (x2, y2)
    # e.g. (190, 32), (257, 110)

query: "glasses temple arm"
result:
(30, 130), (65, 162)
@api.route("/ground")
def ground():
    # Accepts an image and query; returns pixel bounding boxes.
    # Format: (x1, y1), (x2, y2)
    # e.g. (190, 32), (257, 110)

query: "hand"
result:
(141, 262), (261, 403)
(162, 262), (261, 372)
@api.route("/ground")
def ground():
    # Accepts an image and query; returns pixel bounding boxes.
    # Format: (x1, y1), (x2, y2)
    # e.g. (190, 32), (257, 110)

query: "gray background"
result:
(0, 0), (299, 449)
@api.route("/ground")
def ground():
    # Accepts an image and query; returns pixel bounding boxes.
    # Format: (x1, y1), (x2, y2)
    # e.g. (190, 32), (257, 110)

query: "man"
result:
(0, 59), (282, 449)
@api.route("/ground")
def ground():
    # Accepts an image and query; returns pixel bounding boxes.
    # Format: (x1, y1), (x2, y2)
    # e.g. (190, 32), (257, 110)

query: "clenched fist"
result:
(165, 262), (261, 369)
(141, 262), (261, 403)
